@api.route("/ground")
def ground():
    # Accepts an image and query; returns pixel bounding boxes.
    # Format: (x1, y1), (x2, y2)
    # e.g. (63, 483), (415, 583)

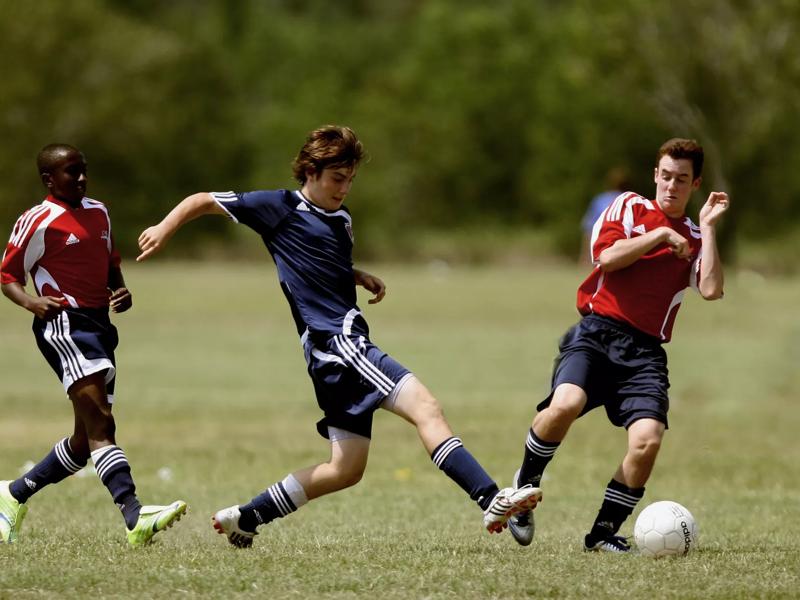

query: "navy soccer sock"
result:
(9, 437), (87, 504)
(518, 428), (560, 486)
(238, 477), (307, 533)
(431, 437), (499, 511)
(587, 479), (645, 543)
(91, 445), (142, 529)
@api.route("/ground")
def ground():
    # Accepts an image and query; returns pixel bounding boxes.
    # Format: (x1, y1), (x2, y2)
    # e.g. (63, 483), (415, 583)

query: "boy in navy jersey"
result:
(0, 144), (186, 546)
(508, 138), (730, 552)
(137, 125), (541, 547)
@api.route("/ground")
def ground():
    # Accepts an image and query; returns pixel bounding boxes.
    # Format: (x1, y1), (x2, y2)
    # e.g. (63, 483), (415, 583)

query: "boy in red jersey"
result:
(508, 138), (729, 551)
(0, 144), (186, 546)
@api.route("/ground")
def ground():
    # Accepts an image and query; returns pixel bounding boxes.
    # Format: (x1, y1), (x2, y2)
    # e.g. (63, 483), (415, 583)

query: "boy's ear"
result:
(40, 172), (53, 188)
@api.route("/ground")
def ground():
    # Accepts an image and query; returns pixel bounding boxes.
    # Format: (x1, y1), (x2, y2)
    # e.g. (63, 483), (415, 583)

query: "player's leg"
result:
(584, 418), (665, 552)
(71, 372), (186, 546)
(213, 434), (370, 547)
(382, 376), (541, 533)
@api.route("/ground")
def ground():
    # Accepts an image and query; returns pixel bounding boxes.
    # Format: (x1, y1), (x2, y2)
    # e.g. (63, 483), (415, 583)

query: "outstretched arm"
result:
(697, 192), (729, 300)
(137, 193), (226, 261)
(354, 268), (386, 304)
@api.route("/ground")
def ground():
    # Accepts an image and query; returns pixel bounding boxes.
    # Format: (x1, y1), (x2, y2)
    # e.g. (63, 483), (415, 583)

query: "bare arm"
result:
(353, 268), (386, 304)
(1, 281), (64, 320)
(137, 192), (226, 261)
(696, 192), (729, 300)
(597, 226), (691, 272)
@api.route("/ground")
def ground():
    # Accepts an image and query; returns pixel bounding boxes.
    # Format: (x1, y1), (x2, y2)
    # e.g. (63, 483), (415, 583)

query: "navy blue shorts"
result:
(537, 314), (670, 428)
(32, 308), (118, 400)
(303, 332), (411, 439)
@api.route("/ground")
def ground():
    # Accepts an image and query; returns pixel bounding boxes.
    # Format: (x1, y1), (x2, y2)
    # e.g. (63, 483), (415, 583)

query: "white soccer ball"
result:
(634, 500), (698, 558)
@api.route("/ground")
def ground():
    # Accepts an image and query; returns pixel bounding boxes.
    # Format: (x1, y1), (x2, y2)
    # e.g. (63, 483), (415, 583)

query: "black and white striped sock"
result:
(9, 437), (87, 503)
(431, 436), (499, 511)
(518, 428), (559, 486)
(91, 445), (141, 529)
(588, 479), (645, 542)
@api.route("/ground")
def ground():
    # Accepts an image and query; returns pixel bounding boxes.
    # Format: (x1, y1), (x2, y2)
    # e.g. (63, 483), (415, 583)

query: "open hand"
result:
(699, 192), (730, 228)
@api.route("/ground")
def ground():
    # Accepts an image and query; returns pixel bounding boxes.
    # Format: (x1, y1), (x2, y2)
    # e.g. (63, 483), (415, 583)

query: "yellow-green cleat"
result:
(126, 501), (187, 547)
(0, 480), (28, 544)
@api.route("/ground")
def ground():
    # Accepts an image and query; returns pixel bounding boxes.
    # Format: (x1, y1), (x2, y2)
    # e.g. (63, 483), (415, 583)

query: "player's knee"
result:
(85, 413), (116, 443)
(630, 433), (662, 462)
(333, 462), (365, 489)
(547, 394), (584, 422)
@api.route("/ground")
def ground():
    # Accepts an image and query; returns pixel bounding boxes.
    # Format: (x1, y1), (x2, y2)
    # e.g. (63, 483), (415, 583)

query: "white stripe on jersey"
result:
(22, 205), (65, 279)
(658, 289), (686, 341)
(210, 192), (240, 223)
(82, 199), (113, 252)
(342, 308), (360, 336)
(293, 191), (352, 224)
(11, 205), (49, 247)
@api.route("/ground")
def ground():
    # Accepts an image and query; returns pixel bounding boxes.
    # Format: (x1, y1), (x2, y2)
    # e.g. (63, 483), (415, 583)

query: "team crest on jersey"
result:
(345, 222), (354, 242)
(101, 229), (109, 241)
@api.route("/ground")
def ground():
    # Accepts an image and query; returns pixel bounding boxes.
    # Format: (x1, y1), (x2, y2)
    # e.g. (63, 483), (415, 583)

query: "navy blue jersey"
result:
(212, 190), (366, 339)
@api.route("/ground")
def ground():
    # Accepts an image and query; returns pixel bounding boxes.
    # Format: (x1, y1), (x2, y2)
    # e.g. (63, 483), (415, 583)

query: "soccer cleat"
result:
(583, 533), (631, 553)
(507, 469), (536, 546)
(212, 505), (257, 548)
(483, 485), (542, 534)
(126, 500), (187, 547)
(0, 481), (28, 544)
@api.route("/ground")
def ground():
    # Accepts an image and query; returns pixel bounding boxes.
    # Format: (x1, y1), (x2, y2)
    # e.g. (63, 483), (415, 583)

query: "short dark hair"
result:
(656, 138), (704, 180)
(292, 125), (365, 184)
(37, 144), (82, 174)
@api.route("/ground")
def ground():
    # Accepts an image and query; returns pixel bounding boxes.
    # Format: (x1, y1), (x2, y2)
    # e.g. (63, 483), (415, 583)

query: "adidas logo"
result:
(66, 233), (80, 245)
(632, 224), (647, 235)
(24, 477), (37, 490)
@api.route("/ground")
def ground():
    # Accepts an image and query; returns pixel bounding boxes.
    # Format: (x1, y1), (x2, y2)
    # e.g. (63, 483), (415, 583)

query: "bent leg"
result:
(236, 435), (370, 532)
(517, 383), (587, 486)
(614, 417), (665, 488)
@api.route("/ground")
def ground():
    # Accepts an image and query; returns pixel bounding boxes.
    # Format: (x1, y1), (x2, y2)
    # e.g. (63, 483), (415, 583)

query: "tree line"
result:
(2, 0), (798, 270)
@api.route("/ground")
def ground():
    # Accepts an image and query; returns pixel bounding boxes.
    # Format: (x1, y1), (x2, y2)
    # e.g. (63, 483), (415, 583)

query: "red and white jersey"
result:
(1, 195), (121, 308)
(577, 192), (703, 342)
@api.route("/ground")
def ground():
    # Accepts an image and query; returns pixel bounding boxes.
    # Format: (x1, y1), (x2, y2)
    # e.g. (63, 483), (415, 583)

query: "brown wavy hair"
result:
(292, 125), (365, 184)
(656, 138), (704, 180)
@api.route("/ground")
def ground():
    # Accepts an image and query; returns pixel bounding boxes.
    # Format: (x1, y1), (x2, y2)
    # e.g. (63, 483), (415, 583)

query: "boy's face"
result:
(654, 155), (701, 218)
(303, 165), (356, 211)
(43, 150), (87, 205)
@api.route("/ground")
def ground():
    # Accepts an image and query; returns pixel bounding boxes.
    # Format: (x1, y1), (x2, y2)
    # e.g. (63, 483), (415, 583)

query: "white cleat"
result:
(212, 505), (257, 548)
(508, 469), (537, 546)
(483, 485), (542, 534)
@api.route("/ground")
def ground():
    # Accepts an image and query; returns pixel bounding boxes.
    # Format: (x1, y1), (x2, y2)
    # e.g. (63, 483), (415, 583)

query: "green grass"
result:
(1, 262), (798, 599)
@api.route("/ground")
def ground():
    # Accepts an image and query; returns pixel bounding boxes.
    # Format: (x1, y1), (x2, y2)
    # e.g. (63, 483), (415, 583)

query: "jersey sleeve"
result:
(211, 190), (293, 236)
(589, 192), (631, 263)
(0, 208), (49, 285)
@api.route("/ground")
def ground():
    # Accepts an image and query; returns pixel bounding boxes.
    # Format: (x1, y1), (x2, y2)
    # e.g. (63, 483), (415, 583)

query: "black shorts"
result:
(32, 308), (118, 399)
(537, 314), (670, 428)
(303, 332), (411, 439)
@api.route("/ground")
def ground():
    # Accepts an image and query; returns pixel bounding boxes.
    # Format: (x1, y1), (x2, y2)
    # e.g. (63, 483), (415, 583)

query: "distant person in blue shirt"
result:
(136, 125), (541, 547)
(580, 166), (631, 264)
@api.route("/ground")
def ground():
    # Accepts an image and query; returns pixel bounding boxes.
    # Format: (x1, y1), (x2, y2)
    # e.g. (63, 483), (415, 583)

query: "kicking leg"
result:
(383, 376), (540, 533)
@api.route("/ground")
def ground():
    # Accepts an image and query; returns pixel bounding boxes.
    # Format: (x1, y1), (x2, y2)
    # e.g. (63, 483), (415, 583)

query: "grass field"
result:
(1, 261), (798, 599)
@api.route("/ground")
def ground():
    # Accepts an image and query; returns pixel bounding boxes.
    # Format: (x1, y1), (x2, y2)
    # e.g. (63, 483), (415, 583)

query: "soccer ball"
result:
(634, 501), (698, 558)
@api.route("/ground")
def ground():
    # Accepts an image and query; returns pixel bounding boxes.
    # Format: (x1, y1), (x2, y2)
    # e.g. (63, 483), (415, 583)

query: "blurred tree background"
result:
(1, 0), (798, 270)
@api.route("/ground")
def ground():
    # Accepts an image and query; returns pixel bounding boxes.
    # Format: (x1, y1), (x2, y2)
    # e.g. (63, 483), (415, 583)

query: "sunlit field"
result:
(1, 262), (798, 599)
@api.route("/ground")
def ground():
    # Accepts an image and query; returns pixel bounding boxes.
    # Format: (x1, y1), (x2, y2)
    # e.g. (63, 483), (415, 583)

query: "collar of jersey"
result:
(293, 190), (351, 220)
(45, 194), (87, 210)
